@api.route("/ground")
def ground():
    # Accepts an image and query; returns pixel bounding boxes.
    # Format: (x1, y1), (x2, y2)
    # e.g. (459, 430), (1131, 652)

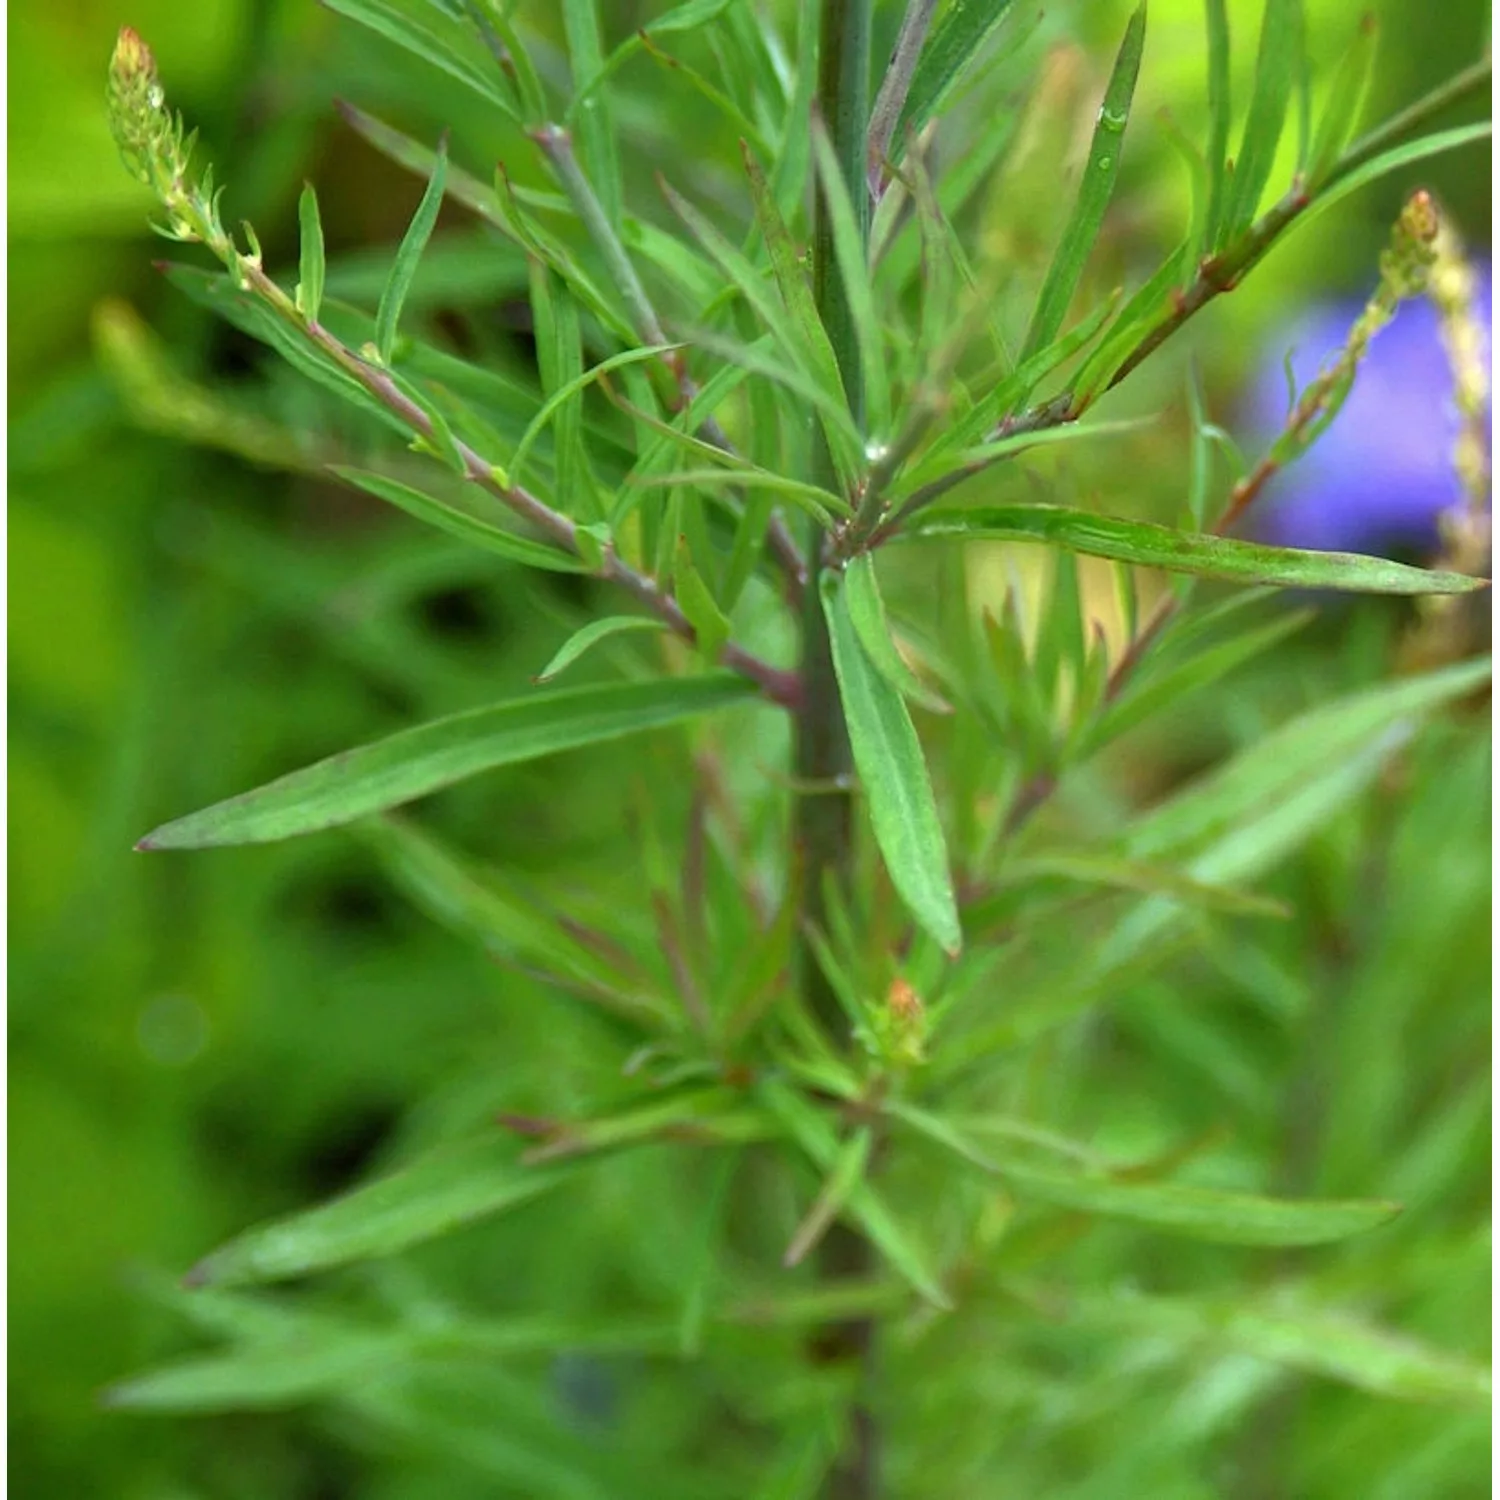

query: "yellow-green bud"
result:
(107, 28), (168, 186)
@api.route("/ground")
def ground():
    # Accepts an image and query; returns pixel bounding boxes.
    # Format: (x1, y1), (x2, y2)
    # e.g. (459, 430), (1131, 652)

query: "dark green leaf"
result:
(376, 136), (448, 364)
(1020, 3), (1147, 360)
(902, 504), (1490, 594)
(137, 675), (760, 849)
(822, 572), (961, 956)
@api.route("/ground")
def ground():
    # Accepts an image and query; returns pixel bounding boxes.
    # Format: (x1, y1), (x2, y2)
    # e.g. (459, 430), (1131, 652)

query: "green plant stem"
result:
(226, 257), (801, 709)
(795, 3), (878, 1497)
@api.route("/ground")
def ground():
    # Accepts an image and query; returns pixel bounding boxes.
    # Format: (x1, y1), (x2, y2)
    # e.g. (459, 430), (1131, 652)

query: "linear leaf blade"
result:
(376, 135), (448, 363)
(1021, 2), (1147, 360)
(137, 675), (759, 849)
(1221, 0), (1302, 242)
(903, 504), (1489, 594)
(999, 1160), (1397, 1245)
(330, 466), (586, 573)
(822, 572), (961, 956)
(185, 1138), (576, 1287)
(296, 184), (326, 324)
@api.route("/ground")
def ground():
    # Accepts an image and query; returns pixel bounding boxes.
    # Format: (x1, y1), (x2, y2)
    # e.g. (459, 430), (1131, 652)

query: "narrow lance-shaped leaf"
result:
(1021, 2), (1147, 361)
(323, 0), (518, 117)
(376, 134), (448, 363)
(1202, 0), (1232, 249)
(185, 1137), (578, 1288)
(296, 184), (325, 323)
(1220, 0), (1301, 242)
(329, 466), (587, 574)
(901, 503), (1489, 595)
(783, 1127), (874, 1267)
(137, 674), (760, 850)
(741, 143), (847, 425)
(674, 537), (731, 663)
(535, 616), (669, 683)
(844, 554), (951, 713)
(822, 571), (962, 956)
(811, 121), (893, 440)
(1307, 16), (1378, 186)
(561, 0), (623, 225)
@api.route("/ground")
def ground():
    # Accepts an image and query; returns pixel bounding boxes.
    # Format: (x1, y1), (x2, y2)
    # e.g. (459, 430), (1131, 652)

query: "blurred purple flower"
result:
(1240, 269), (1491, 556)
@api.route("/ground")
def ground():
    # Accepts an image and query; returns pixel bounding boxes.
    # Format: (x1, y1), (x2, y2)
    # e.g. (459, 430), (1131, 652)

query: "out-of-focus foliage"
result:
(9, 3), (1490, 1498)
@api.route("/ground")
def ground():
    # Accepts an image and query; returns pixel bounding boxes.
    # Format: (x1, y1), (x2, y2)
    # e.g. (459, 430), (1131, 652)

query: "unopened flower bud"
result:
(107, 28), (166, 185)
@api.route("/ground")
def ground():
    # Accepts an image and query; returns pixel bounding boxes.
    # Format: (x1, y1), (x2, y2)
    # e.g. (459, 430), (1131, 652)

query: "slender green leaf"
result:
(822, 572), (961, 956)
(1073, 244), (1192, 403)
(295, 184), (326, 324)
(185, 1138), (577, 1287)
(329, 466), (585, 573)
(1309, 17), (1378, 185)
(810, 123), (892, 438)
(161, 264), (406, 435)
(921, 293), (1121, 466)
(510, 341), (682, 492)
(901, 418), (1152, 494)
(1062, 1287), (1492, 1405)
(759, 1079), (950, 1306)
(740, 143), (846, 421)
(358, 816), (660, 1017)
(783, 1127), (874, 1267)
(1000, 1159), (1398, 1245)
(1021, 3), (1147, 360)
(535, 616), (669, 682)
(562, 0), (623, 225)
(844, 555), (951, 713)
(896, 0), (1017, 145)
(376, 136), (448, 364)
(1221, 0), (1302, 242)
(105, 1333), (402, 1412)
(662, 177), (860, 480)
(998, 852), (1289, 917)
(1089, 607), (1307, 751)
(1308, 121), (1492, 228)
(674, 537), (731, 663)
(903, 504), (1490, 594)
(1203, 0), (1232, 248)
(138, 675), (760, 849)
(631, 467), (845, 524)
(324, 0), (518, 116)
(1124, 656), (1493, 862)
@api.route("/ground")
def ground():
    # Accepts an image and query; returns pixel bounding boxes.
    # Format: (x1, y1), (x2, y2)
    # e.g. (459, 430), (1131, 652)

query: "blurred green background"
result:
(9, 2), (1490, 1495)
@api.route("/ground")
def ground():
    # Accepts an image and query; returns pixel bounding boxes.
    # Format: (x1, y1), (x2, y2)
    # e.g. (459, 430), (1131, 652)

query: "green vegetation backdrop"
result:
(10, 1), (1491, 1495)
